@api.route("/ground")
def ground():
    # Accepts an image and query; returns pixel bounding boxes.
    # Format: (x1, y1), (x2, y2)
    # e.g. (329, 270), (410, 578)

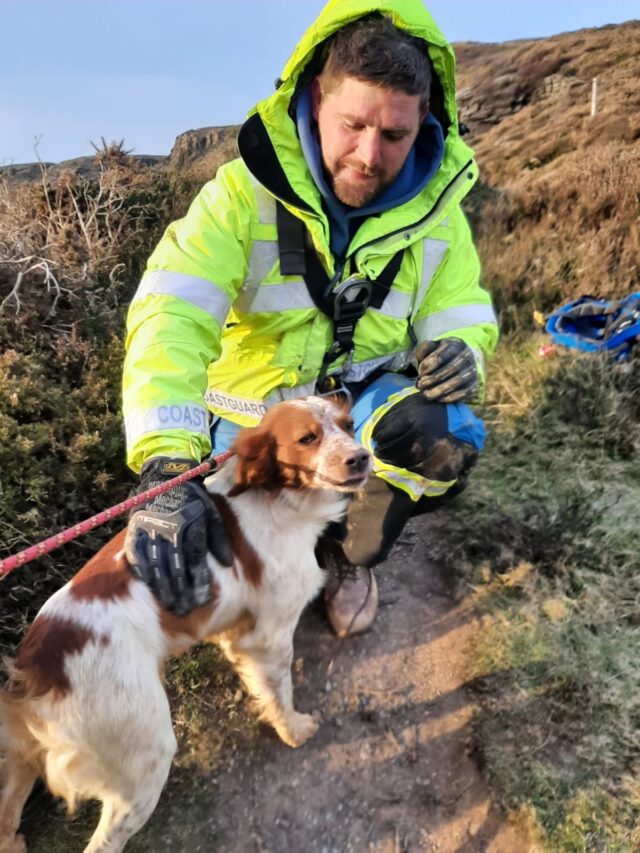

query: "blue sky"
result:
(2, 1), (638, 165)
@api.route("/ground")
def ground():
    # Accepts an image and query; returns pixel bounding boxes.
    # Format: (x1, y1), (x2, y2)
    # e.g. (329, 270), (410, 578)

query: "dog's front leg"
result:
(0, 749), (37, 853)
(220, 627), (319, 748)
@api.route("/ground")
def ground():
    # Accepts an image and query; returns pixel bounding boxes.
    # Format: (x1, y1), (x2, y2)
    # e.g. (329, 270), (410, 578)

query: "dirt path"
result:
(22, 513), (532, 852)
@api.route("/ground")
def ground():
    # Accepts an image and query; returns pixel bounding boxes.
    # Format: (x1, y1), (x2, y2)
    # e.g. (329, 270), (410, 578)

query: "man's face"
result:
(311, 75), (426, 208)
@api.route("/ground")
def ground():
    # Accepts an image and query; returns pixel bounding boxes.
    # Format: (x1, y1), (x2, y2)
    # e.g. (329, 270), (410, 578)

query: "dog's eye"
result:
(298, 432), (317, 445)
(344, 419), (355, 434)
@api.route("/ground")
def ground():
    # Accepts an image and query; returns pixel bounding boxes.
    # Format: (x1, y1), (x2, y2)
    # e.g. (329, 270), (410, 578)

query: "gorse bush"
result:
(0, 161), (200, 653)
(536, 349), (640, 459)
(0, 337), (127, 646)
(0, 163), (199, 339)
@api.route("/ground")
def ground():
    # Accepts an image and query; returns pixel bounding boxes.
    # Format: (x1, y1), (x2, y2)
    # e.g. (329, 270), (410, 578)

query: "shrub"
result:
(0, 162), (200, 655)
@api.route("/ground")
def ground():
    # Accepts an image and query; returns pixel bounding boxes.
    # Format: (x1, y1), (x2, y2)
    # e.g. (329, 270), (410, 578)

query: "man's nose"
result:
(357, 130), (382, 170)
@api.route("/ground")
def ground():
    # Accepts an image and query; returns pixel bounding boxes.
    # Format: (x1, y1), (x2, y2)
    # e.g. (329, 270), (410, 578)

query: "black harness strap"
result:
(276, 202), (307, 276)
(276, 201), (404, 313)
(367, 250), (404, 310)
(275, 201), (405, 389)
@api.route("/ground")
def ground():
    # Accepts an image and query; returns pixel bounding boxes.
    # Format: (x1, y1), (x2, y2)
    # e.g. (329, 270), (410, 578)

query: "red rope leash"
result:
(0, 451), (233, 579)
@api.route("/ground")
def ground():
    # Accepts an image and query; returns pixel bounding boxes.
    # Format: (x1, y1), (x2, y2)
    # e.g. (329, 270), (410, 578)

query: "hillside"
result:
(5, 20), (639, 182)
(458, 22), (640, 171)
(457, 20), (640, 331)
(1, 19), (639, 853)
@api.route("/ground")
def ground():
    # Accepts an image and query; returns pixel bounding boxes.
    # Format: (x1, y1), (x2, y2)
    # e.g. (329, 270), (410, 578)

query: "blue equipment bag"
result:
(545, 293), (640, 360)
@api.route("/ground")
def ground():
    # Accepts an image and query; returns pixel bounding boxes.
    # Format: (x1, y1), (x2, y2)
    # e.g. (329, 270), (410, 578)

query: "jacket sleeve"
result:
(122, 164), (251, 472)
(412, 205), (499, 398)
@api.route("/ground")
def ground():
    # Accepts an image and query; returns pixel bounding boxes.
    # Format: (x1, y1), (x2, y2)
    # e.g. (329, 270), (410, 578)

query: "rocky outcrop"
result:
(168, 125), (240, 180)
(456, 20), (640, 141)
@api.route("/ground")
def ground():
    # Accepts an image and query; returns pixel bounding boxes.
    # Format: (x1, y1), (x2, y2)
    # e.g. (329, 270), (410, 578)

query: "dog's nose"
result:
(345, 450), (370, 474)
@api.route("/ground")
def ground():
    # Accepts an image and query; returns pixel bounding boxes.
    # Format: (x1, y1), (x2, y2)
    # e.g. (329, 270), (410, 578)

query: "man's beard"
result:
(328, 162), (389, 208)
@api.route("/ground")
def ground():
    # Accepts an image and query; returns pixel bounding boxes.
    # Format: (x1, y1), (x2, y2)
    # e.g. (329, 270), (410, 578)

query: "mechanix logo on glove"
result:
(415, 338), (478, 404)
(125, 457), (233, 616)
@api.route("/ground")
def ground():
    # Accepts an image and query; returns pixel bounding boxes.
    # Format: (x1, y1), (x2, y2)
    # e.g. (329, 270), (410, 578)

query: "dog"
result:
(0, 396), (370, 853)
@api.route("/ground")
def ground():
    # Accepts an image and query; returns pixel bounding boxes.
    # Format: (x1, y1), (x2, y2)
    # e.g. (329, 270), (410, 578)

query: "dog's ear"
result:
(228, 427), (280, 496)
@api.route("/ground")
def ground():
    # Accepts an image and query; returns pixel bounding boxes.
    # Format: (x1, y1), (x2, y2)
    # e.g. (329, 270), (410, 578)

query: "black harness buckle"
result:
(327, 274), (373, 368)
(331, 274), (372, 322)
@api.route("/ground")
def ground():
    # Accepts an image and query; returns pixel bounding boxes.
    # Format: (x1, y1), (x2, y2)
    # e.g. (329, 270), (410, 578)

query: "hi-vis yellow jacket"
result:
(123, 0), (499, 472)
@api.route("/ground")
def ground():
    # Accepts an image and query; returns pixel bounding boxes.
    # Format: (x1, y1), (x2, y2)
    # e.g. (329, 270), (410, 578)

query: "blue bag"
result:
(545, 293), (640, 360)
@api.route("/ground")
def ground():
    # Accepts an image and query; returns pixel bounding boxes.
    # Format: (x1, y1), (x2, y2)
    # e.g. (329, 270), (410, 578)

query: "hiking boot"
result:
(324, 563), (378, 638)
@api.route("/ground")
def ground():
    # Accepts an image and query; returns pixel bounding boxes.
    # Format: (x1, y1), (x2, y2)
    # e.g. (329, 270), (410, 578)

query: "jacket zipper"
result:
(346, 160), (474, 264)
(272, 159), (473, 279)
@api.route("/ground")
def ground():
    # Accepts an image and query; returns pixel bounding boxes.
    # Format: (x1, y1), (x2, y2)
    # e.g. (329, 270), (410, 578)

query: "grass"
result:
(434, 339), (640, 851)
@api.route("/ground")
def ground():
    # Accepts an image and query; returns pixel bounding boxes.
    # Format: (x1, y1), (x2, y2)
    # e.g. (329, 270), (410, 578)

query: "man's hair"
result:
(318, 15), (432, 112)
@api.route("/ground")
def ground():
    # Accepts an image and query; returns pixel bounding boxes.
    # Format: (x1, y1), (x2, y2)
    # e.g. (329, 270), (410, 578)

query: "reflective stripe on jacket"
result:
(123, 0), (499, 472)
(360, 386), (457, 500)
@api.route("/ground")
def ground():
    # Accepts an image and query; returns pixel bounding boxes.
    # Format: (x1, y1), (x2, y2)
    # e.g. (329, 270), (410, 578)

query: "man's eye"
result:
(298, 433), (317, 445)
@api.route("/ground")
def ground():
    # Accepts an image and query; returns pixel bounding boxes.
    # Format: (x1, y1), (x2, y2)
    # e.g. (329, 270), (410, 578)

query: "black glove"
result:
(415, 338), (478, 403)
(372, 392), (443, 469)
(125, 457), (233, 616)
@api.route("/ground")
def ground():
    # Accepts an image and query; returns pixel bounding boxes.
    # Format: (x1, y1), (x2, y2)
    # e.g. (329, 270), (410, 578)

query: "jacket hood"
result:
(278, 0), (458, 129)
(238, 0), (473, 221)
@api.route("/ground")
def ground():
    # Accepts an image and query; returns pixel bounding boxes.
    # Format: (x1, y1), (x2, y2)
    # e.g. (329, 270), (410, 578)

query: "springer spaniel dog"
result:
(0, 397), (370, 853)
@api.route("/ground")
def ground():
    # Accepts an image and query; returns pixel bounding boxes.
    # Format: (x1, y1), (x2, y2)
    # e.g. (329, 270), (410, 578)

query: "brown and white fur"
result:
(0, 397), (370, 853)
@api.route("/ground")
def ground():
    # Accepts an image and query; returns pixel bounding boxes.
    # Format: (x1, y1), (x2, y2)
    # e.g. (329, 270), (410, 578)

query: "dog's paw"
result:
(277, 711), (319, 748)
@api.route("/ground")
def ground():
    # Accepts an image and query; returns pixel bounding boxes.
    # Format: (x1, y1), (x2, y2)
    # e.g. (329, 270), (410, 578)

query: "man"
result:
(123, 0), (498, 636)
